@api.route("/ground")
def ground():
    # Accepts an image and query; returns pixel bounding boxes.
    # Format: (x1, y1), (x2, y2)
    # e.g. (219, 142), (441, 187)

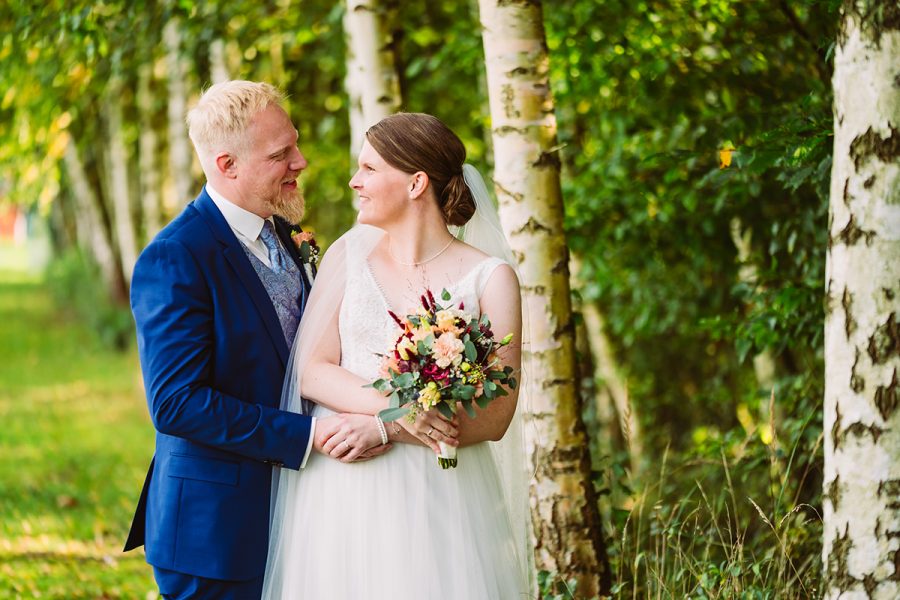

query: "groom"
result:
(124, 80), (388, 599)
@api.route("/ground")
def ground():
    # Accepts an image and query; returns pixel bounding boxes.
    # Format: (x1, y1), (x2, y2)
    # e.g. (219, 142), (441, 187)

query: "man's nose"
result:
(291, 147), (308, 171)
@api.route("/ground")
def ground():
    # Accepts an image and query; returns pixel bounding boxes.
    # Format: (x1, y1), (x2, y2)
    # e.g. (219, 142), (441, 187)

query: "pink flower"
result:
(433, 331), (464, 369)
(291, 230), (316, 246)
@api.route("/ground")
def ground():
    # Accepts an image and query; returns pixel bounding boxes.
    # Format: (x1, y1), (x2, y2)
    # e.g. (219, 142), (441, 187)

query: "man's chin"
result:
(270, 192), (305, 225)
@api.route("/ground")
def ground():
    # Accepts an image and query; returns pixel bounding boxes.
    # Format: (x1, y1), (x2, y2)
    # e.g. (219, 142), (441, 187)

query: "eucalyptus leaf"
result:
(378, 406), (410, 422)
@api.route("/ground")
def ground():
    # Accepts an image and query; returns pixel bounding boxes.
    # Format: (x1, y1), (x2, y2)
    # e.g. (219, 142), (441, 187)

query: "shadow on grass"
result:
(0, 273), (156, 598)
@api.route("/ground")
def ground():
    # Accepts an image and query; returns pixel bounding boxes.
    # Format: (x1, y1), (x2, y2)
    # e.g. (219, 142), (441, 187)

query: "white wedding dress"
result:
(268, 252), (529, 599)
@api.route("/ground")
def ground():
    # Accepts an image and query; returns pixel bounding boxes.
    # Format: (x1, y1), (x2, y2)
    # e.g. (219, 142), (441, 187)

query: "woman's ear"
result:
(215, 152), (238, 179)
(409, 171), (430, 199)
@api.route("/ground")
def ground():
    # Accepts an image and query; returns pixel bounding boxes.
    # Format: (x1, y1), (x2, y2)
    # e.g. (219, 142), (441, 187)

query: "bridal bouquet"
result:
(370, 289), (517, 468)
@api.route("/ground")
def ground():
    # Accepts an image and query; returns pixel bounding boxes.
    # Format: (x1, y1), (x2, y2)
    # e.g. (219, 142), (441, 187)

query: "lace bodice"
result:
(338, 255), (507, 383)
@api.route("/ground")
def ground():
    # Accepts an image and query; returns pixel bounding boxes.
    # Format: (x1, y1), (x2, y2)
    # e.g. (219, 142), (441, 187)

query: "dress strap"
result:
(473, 256), (509, 298)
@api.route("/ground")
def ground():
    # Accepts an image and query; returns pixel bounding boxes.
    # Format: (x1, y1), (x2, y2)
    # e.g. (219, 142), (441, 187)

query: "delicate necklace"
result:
(388, 236), (455, 267)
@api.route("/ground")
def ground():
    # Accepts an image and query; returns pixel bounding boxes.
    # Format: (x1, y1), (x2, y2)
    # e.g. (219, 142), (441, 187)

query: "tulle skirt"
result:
(265, 407), (530, 599)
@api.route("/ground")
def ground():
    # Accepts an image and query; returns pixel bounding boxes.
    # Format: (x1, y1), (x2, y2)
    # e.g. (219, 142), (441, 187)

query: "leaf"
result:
(368, 378), (391, 393)
(299, 240), (310, 263)
(475, 394), (490, 409)
(454, 384), (476, 400)
(389, 391), (400, 408)
(718, 148), (734, 169)
(441, 288), (451, 301)
(437, 402), (455, 419)
(461, 399), (476, 418)
(464, 340), (476, 362)
(378, 406), (409, 422)
(393, 372), (415, 388)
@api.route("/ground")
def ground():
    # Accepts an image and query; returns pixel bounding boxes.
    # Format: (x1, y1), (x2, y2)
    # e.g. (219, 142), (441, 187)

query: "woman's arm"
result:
(456, 263), (522, 446)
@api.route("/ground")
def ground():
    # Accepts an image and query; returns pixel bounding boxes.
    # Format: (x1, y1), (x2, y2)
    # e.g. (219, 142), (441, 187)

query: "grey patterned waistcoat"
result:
(242, 248), (304, 346)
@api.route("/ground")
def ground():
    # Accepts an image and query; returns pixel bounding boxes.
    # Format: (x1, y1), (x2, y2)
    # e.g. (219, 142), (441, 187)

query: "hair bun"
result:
(440, 173), (476, 226)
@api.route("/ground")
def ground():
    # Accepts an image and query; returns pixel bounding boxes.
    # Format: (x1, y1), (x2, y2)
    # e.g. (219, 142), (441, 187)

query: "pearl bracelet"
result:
(374, 415), (388, 446)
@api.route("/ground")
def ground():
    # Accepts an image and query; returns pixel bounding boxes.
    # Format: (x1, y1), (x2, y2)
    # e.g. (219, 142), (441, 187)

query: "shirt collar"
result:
(206, 183), (270, 241)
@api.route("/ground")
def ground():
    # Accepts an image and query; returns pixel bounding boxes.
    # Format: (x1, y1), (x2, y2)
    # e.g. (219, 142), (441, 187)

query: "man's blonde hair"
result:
(187, 80), (285, 161)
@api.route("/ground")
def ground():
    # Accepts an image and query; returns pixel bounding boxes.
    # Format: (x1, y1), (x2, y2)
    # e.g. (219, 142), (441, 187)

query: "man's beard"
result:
(267, 187), (306, 225)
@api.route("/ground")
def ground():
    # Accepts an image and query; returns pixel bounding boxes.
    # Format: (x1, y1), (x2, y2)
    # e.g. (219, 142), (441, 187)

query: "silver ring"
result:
(426, 427), (435, 436)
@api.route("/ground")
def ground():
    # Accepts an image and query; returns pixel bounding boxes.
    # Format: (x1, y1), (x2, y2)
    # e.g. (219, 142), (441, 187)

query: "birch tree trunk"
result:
(164, 17), (194, 207)
(571, 256), (641, 474)
(138, 62), (163, 243)
(478, 0), (612, 595)
(823, 2), (900, 598)
(103, 76), (139, 283)
(63, 141), (127, 306)
(343, 0), (401, 163)
(729, 218), (777, 394)
(209, 38), (230, 85)
(582, 299), (642, 475)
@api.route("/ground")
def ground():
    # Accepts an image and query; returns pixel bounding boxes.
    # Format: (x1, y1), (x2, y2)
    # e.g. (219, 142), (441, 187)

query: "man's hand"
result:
(313, 413), (392, 463)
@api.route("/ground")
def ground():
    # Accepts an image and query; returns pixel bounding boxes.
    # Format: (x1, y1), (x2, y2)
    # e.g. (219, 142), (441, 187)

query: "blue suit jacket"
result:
(124, 189), (314, 581)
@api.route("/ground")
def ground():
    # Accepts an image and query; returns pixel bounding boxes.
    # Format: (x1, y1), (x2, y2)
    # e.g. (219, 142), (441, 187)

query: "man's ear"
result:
(215, 152), (238, 179)
(409, 171), (430, 200)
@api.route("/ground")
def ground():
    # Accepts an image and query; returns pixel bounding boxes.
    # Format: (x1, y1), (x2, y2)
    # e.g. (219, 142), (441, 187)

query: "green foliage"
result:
(545, 0), (836, 595)
(0, 276), (155, 597)
(45, 250), (133, 350)
(2, 0), (842, 594)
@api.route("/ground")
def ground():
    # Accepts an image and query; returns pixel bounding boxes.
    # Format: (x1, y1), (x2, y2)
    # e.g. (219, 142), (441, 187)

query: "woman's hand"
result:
(399, 409), (460, 454)
(318, 414), (393, 463)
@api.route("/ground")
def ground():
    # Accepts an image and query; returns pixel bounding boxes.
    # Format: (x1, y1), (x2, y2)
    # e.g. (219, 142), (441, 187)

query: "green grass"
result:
(0, 269), (157, 599)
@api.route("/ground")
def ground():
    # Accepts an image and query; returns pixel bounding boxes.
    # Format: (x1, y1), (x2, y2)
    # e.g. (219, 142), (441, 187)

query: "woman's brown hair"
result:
(365, 113), (476, 226)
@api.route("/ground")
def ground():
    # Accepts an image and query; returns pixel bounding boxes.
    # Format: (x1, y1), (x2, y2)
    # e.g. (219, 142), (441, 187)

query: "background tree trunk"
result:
(138, 62), (163, 244)
(478, 0), (612, 595)
(823, 2), (900, 598)
(102, 76), (139, 284)
(209, 38), (230, 85)
(63, 141), (127, 306)
(343, 0), (401, 164)
(582, 298), (641, 475)
(164, 17), (195, 207)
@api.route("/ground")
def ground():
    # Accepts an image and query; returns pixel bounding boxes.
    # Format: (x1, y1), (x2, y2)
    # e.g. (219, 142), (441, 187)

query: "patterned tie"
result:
(259, 220), (288, 274)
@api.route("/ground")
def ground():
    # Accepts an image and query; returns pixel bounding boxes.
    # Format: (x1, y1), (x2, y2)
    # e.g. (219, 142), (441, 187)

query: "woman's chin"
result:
(356, 211), (378, 226)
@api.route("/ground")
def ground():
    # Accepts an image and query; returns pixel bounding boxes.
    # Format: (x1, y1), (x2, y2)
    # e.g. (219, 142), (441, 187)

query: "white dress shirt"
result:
(206, 183), (316, 469)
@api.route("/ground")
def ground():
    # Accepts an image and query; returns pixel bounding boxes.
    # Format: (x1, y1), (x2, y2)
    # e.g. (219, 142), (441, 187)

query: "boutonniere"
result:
(290, 229), (320, 268)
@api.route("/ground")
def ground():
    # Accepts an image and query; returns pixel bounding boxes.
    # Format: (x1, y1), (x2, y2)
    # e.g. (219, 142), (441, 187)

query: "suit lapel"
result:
(194, 191), (290, 366)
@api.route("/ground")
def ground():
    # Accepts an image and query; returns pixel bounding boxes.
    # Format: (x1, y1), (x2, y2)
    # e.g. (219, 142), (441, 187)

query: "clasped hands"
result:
(313, 410), (460, 463)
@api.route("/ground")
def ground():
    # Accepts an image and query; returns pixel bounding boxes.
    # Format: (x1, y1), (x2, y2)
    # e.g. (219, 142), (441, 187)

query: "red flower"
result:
(422, 363), (450, 383)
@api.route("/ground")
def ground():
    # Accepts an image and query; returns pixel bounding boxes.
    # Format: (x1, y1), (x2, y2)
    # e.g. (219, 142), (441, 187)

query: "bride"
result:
(262, 113), (532, 599)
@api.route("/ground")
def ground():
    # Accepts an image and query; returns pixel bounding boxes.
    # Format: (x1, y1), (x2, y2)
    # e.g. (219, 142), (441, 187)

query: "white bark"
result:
(729, 217), (781, 450)
(343, 0), (401, 164)
(479, 0), (609, 595)
(164, 17), (194, 207)
(823, 3), (900, 598)
(582, 298), (642, 474)
(63, 141), (122, 301)
(138, 62), (163, 242)
(103, 76), (139, 283)
(209, 38), (230, 85)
